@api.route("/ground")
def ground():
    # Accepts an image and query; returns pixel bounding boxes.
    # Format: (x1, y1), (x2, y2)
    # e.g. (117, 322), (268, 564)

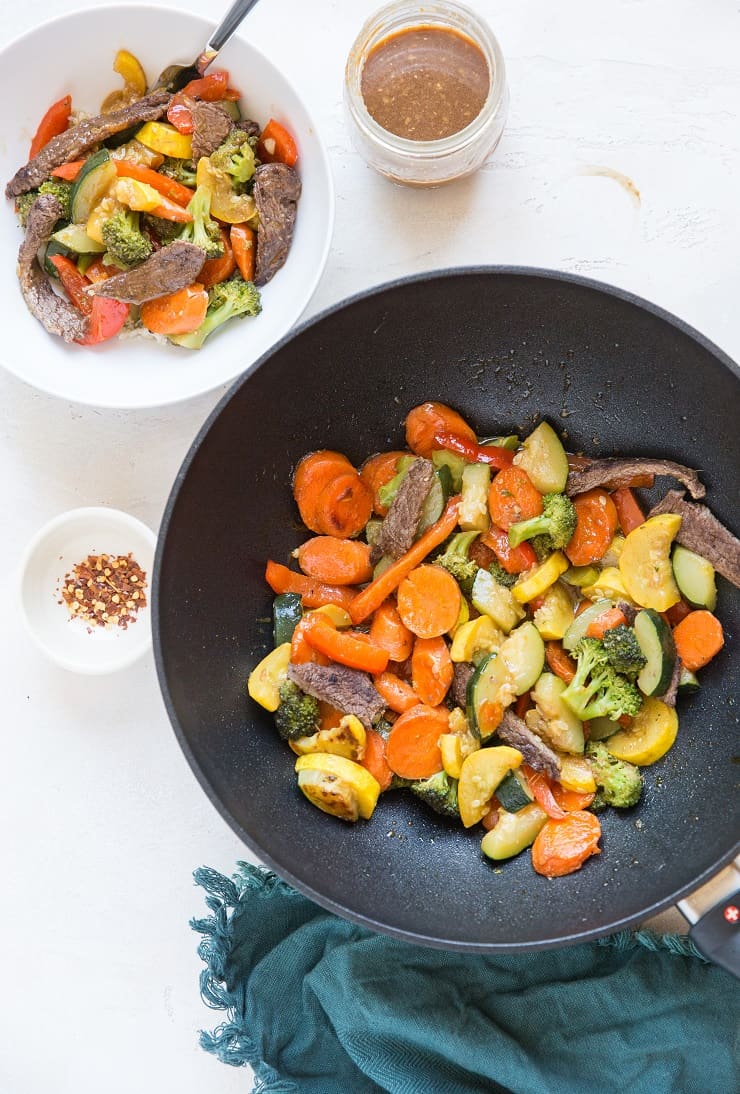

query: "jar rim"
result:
(344, 0), (508, 160)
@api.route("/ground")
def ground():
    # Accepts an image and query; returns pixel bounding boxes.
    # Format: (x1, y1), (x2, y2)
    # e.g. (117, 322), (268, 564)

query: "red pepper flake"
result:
(59, 552), (147, 631)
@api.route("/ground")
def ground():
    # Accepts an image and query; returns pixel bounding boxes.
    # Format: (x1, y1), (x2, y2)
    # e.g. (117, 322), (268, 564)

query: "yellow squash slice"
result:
(247, 643), (291, 712)
(295, 754), (380, 820)
(458, 745), (523, 827)
(606, 697), (678, 765)
(619, 514), (682, 611)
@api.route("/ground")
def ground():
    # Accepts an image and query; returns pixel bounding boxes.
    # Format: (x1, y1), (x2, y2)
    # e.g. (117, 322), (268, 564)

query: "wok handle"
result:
(677, 857), (740, 979)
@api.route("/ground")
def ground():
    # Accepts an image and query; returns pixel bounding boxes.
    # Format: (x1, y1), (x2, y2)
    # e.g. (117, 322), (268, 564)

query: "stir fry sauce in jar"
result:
(361, 25), (490, 141)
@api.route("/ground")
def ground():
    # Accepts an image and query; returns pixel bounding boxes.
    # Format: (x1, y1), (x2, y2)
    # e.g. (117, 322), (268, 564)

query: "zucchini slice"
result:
(513, 421), (569, 493)
(44, 237), (74, 277)
(634, 609), (676, 696)
(588, 716), (621, 740)
(471, 568), (524, 632)
(51, 222), (107, 253)
(431, 449), (466, 492)
(272, 592), (302, 646)
(481, 803), (547, 860)
(417, 466), (453, 536)
(678, 666), (700, 696)
(496, 769), (534, 812)
(459, 463), (491, 532)
(672, 545), (717, 611)
(70, 149), (117, 224)
(466, 624), (544, 740)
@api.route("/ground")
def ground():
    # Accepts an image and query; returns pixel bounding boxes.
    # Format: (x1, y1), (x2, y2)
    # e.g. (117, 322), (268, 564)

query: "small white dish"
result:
(0, 4), (334, 408)
(19, 507), (156, 674)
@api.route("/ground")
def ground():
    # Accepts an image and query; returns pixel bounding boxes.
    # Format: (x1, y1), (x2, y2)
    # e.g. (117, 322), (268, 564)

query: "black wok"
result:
(154, 268), (740, 954)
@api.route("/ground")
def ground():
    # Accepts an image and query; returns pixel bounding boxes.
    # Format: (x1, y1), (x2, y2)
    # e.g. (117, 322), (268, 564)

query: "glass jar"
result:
(344, 0), (509, 187)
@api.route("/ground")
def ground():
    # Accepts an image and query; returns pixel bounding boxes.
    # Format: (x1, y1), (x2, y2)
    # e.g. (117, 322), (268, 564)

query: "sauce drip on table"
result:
(361, 26), (490, 141)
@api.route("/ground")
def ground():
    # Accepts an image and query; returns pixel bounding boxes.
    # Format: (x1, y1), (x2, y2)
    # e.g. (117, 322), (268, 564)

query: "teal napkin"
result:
(191, 862), (738, 1094)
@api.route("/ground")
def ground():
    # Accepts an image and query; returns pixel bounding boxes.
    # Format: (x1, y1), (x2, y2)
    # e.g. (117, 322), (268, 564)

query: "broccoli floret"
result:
(15, 178), (73, 227)
(177, 184), (224, 259)
(434, 531), (480, 596)
(586, 741), (643, 808)
(101, 208), (153, 268)
(159, 156), (197, 187)
(562, 637), (643, 721)
(273, 680), (320, 741)
(601, 624), (647, 679)
(488, 559), (517, 589)
(508, 492), (577, 552)
(140, 213), (182, 245)
(39, 178), (73, 220)
(411, 771), (460, 818)
(170, 276), (261, 349)
(210, 129), (257, 187)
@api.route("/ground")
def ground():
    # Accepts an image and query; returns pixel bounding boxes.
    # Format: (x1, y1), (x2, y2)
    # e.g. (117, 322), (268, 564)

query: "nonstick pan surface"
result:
(154, 268), (740, 951)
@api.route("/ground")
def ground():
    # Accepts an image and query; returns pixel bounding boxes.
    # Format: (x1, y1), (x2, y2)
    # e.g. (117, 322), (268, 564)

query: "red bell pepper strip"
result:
(611, 487), (645, 535)
(167, 95), (195, 134)
(432, 431), (514, 470)
(257, 119), (298, 167)
(49, 254), (92, 314)
(51, 159), (85, 180)
(481, 524), (537, 573)
(522, 765), (567, 820)
(49, 255), (129, 344)
(114, 161), (195, 206)
(77, 297), (130, 345)
(29, 95), (72, 158)
(182, 70), (230, 100)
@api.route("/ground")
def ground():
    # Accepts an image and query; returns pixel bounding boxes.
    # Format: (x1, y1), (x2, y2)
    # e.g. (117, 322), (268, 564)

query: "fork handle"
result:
(206, 0), (262, 54)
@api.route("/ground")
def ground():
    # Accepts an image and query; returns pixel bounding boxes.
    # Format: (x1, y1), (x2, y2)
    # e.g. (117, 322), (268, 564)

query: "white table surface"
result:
(2, 1), (739, 1090)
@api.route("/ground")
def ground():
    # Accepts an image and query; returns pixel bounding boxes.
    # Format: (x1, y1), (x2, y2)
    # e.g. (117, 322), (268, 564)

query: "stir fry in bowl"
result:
(5, 49), (301, 348)
(248, 401), (739, 879)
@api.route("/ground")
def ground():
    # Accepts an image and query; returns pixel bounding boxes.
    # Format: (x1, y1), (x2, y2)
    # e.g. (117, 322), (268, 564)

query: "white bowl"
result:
(0, 4), (334, 408)
(19, 507), (156, 674)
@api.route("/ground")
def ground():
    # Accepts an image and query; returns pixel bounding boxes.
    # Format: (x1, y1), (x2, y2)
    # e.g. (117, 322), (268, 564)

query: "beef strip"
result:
(373, 458), (435, 561)
(496, 710), (561, 781)
(6, 91), (171, 198)
(648, 490), (740, 588)
(566, 458), (705, 500)
(288, 662), (385, 728)
(253, 163), (301, 285)
(190, 100), (234, 160)
(450, 662), (474, 709)
(617, 600), (638, 626)
(17, 194), (88, 342)
(240, 118), (260, 138)
(88, 241), (206, 304)
(657, 654), (682, 709)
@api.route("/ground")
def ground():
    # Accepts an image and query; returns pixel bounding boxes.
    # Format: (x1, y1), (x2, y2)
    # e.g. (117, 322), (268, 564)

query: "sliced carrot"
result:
(612, 487), (645, 535)
(314, 471), (374, 539)
(349, 497), (461, 624)
(231, 224), (256, 282)
(114, 160), (195, 205)
(290, 618), (330, 666)
(550, 784), (596, 812)
(385, 704), (448, 779)
(257, 119), (298, 167)
(302, 615), (389, 673)
(545, 642), (577, 683)
(411, 636), (454, 706)
(522, 766), (567, 820)
(575, 599), (594, 617)
(264, 560), (356, 611)
(369, 600), (414, 661)
(84, 258), (118, 283)
(565, 489), (618, 566)
(374, 671), (419, 714)
(199, 228), (235, 289)
(361, 729), (394, 791)
(360, 451), (408, 516)
(531, 811), (602, 877)
(293, 450), (354, 533)
(51, 159), (84, 180)
(405, 402), (476, 459)
(672, 610), (725, 671)
(318, 701), (344, 731)
(488, 467), (543, 529)
(481, 524), (538, 573)
(585, 606), (628, 639)
(296, 537), (373, 586)
(140, 283), (208, 335)
(396, 564), (462, 639)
